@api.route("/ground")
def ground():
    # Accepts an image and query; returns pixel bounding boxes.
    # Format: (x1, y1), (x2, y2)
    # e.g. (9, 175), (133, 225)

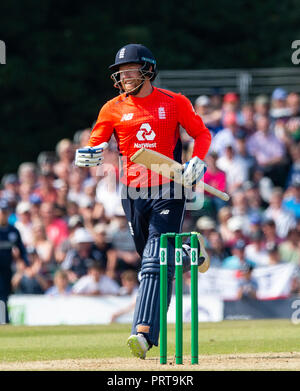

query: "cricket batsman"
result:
(75, 44), (212, 359)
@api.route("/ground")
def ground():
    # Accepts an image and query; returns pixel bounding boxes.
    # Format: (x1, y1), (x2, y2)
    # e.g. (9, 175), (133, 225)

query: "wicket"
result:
(159, 232), (199, 365)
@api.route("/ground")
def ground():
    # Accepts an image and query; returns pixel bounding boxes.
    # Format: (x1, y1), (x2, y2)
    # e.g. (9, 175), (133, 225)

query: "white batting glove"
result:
(182, 156), (207, 187)
(75, 142), (108, 167)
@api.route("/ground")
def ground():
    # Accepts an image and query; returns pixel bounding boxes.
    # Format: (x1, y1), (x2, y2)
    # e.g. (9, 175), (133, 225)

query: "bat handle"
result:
(203, 182), (230, 201)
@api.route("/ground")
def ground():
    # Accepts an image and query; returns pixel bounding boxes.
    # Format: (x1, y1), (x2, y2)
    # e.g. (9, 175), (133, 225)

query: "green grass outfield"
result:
(0, 319), (299, 362)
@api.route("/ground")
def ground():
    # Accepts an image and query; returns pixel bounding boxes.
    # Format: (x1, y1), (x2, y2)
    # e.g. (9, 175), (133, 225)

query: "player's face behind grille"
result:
(110, 63), (154, 95)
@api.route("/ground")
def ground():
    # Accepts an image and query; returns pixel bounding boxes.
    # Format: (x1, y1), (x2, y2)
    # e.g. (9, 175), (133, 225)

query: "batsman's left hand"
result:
(182, 156), (207, 187)
(75, 142), (108, 167)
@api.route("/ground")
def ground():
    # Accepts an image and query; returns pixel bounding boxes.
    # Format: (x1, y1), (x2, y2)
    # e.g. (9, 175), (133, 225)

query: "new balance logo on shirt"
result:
(121, 113), (134, 121)
(160, 209), (170, 215)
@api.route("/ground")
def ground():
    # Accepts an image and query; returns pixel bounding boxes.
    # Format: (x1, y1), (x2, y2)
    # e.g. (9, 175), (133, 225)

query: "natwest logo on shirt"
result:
(136, 123), (156, 141)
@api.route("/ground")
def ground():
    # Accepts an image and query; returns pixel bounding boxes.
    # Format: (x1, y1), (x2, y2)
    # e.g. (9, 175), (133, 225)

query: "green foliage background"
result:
(0, 0), (300, 176)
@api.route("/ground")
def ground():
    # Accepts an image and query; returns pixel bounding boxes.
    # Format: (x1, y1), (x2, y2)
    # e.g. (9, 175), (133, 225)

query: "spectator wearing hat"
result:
(244, 230), (269, 267)
(40, 202), (69, 249)
(194, 95), (222, 134)
(264, 187), (297, 239)
(45, 270), (72, 296)
(1, 174), (20, 205)
(107, 210), (140, 283)
(61, 227), (105, 283)
(226, 215), (249, 249)
(270, 88), (291, 120)
(72, 260), (120, 296)
(14, 201), (33, 248)
(0, 199), (29, 322)
(278, 227), (300, 265)
(222, 92), (240, 114)
(203, 152), (227, 214)
(29, 194), (43, 223)
(222, 239), (256, 270)
(54, 179), (69, 212)
(195, 216), (217, 239)
(253, 95), (270, 121)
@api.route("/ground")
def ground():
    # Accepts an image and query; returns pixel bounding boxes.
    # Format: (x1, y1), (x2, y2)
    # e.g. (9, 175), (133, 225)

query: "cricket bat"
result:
(130, 148), (230, 202)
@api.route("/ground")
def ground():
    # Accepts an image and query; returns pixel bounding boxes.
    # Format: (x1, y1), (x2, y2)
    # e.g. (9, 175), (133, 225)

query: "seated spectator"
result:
(32, 170), (57, 203)
(240, 102), (255, 135)
(61, 227), (106, 283)
(54, 179), (69, 211)
(107, 211), (140, 282)
(210, 111), (240, 156)
(195, 216), (217, 240)
(252, 166), (274, 205)
(217, 206), (234, 245)
(279, 227), (300, 265)
(67, 168), (86, 205)
(282, 179), (300, 219)
(244, 230), (269, 266)
(40, 202), (69, 248)
(14, 201), (33, 248)
(247, 115), (286, 186)
(92, 223), (115, 271)
(53, 138), (74, 178)
(72, 260), (120, 296)
(222, 240), (256, 270)
(29, 194), (43, 223)
(203, 152), (227, 213)
(32, 221), (54, 264)
(54, 214), (84, 264)
(226, 216), (249, 248)
(235, 130), (256, 177)
(236, 266), (258, 300)
(207, 231), (231, 268)
(285, 143), (300, 188)
(264, 187), (297, 239)
(118, 270), (139, 296)
(253, 94), (270, 121)
(261, 219), (283, 249)
(284, 93), (300, 143)
(18, 162), (37, 189)
(265, 243), (284, 265)
(270, 88), (291, 120)
(11, 249), (50, 294)
(45, 270), (72, 296)
(242, 182), (265, 218)
(194, 95), (222, 134)
(230, 190), (252, 233)
(217, 145), (249, 194)
(1, 174), (20, 205)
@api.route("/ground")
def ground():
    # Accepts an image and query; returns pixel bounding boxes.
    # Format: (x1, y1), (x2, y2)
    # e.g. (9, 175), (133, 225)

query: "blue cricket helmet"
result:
(109, 44), (157, 81)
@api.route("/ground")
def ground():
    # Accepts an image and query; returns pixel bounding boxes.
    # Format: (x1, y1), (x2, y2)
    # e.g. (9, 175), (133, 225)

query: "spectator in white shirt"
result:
(216, 145), (249, 194)
(72, 260), (120, 296)
(264, 187), (297, 239)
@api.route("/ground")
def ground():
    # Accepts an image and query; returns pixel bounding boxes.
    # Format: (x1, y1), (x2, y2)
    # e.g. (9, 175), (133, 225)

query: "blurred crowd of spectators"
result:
(0, 87), (300, 303)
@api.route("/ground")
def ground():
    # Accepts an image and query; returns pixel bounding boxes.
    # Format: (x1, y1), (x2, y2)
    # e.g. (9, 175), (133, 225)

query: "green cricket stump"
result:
(159, 232), (199, 365)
